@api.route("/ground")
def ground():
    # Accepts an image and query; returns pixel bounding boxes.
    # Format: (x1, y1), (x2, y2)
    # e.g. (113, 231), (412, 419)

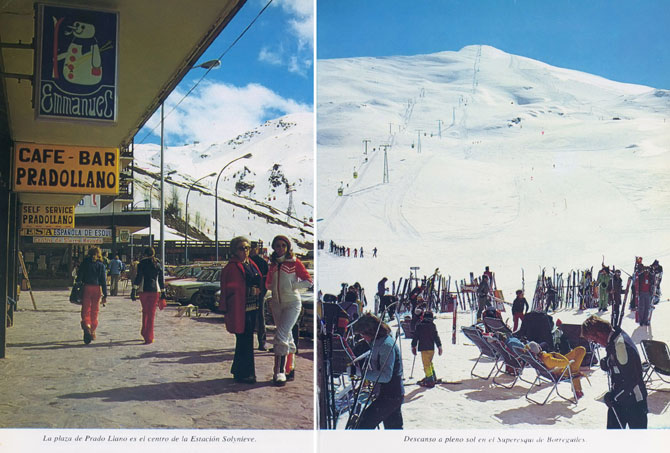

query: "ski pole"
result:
(409, 353), (417, 379)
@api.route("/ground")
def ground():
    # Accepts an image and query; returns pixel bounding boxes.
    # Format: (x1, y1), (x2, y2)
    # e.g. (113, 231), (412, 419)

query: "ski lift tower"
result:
(380, 144), (390, 183)
(437, 120), (442, 138)
(286, 183), (296, 223)
(416, 130), (423, 153)
(362, 139), (371, 155)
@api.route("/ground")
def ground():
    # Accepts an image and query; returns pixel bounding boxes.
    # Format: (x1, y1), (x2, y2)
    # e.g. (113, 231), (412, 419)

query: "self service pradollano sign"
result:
(35, 4), (119, 122)
(13, 143), (119, 195)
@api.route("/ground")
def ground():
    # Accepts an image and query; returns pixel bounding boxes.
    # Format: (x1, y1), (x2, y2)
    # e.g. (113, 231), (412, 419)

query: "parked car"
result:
(165, 267), (220, 305)
(192, 282), (221, 311)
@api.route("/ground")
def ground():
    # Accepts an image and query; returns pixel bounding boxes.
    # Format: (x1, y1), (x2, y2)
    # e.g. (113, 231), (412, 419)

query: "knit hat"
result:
(527, 341), (542, 355)
(272, 235), (292, 251)
(423, 311), (434, 321)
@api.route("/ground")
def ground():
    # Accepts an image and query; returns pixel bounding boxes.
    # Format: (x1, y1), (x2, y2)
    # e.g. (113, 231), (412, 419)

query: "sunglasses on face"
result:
(238, 246), (250, 251)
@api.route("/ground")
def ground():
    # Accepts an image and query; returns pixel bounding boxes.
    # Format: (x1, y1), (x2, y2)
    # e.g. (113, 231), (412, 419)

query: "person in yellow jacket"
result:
(527, 341), (586, 399)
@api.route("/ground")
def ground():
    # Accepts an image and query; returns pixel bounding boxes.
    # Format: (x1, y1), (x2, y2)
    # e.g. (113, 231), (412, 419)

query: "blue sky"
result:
(138, 0), (313, 146)
(317, 0), (670, 90)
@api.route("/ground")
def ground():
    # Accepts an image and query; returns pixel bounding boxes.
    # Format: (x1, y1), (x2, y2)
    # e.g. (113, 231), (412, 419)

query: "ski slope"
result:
(317, 45), (670, 300)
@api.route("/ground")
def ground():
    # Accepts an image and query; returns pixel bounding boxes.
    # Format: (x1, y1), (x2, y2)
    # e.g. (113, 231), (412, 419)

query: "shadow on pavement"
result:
(58, 378), (276, 402)
(122, 348), (235, 365)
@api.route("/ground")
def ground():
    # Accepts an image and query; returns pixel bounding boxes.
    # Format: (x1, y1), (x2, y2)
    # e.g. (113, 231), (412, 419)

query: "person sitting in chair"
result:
(526, 341), (586, 399)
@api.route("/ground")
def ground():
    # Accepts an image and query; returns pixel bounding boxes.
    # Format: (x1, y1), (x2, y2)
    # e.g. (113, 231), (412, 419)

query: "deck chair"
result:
(483, 317), (513, 336)
(461, 326), (500, 380)
(399, 317), (415, 339)
(640, 340), (670, 390)
(558, 323), (600, 367)
(330, 334), (356, 377)
(515, 348), (579, 405)
(488, 337), (531, 389)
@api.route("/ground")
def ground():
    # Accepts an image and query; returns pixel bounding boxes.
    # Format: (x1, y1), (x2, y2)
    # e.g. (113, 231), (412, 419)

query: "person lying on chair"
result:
(526, 341), (586, 399)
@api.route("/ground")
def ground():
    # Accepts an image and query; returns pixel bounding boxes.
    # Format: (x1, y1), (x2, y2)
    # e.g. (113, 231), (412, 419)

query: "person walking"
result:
(131, 247), (165, 344)
(411, 311), (442, 387)
(266, 235), (312, 385)
(75, 246), (107, 344)
(351, 313), (404, 429)
(250, 246), (269, 351)
(220, 237), (263, 384)
(511, 289), (529, 331)
(108, 254), (125, 296)
(581, 315), (647, 429)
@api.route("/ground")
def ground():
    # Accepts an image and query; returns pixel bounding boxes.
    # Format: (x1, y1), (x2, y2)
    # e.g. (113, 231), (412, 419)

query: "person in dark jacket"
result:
(76, 246), (108, 344)
(476, 275), (491, 321)
(608, 269), (624, 327)
(131, 247), (165, 344)
(581, 315), (647, 429)
(635, 267), (653, 326)
(511, 289), (529, 331)
(516, 311), (555, 351)
(411, 311), (442, 387)
(351, 313), (404, 429)
(220, 236), (263, 384)
(250, 246), (269, 351)
(545, 277), (558, 313)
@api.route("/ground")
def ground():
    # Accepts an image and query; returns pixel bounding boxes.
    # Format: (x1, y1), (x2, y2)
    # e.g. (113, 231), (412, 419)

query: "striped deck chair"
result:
(461, 326), (500, 380)
(515, 347), (579, 405)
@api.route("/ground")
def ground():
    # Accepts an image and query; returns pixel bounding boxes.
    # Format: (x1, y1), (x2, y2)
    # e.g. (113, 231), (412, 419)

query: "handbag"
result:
(70, 282), (83, 305)
(157, 278), (166, 310)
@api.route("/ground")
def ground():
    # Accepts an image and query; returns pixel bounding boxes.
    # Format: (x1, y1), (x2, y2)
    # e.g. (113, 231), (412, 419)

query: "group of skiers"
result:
(327, 240), (378, 258)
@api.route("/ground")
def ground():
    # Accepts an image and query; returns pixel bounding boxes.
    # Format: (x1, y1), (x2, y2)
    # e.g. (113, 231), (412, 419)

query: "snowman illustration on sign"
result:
(56, 20), (102, 86)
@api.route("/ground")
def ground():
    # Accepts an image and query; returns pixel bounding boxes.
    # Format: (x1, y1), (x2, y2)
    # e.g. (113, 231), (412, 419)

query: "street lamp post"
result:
(214, 153), (252, 261)
(184, 172), (216, 263)
(149, 171), (175, 248)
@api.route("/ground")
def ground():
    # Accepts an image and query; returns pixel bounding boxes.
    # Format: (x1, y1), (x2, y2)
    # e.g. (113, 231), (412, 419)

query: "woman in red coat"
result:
(220, 236), (263, 383)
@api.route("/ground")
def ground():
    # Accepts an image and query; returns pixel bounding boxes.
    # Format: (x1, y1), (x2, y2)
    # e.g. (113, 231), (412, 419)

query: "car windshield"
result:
(197, 269), (219, 282)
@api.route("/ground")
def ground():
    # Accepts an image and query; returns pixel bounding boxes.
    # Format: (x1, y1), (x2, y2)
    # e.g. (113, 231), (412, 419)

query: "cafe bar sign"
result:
(13, 143), (119, 195)
(21, 204), (75, 228)
(35, 4), (119, 122)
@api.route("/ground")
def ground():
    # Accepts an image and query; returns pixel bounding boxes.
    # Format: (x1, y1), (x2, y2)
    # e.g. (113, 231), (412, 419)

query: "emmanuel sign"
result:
(35, 4), (119, 122)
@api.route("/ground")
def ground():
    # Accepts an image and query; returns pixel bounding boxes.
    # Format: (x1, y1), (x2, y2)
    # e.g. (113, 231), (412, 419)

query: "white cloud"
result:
(258, 47), (283, 65)
(147, 81), (310, 145)
(272, 0), (314, 48)
(255, 0), (313, 76)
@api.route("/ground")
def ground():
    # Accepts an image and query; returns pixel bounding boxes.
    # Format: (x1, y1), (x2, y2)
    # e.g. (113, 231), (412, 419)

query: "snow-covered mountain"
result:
(317, 45), (669, 299)
(133, 112), (314, 252)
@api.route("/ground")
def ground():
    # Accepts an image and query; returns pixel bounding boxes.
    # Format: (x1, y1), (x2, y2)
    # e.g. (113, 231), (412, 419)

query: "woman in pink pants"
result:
(131, 247), (165, 344)
(75, 246), (108, 344)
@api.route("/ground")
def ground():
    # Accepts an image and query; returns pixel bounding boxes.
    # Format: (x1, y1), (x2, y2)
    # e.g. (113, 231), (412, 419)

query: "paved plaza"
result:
(0, 289), (314, 429)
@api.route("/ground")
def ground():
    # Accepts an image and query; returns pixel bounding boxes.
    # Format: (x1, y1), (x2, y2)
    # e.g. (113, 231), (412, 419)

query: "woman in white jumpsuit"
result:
(266, 235), (312, 385)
